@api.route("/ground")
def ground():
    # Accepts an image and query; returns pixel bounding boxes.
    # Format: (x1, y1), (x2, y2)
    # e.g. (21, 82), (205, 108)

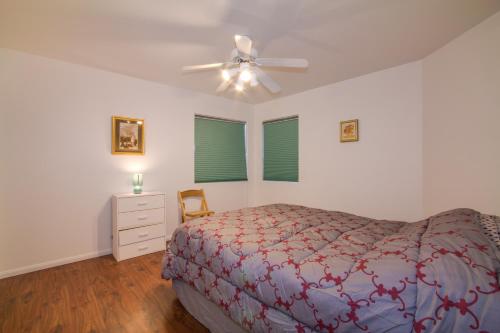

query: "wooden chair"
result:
(178, 189), (214, 223)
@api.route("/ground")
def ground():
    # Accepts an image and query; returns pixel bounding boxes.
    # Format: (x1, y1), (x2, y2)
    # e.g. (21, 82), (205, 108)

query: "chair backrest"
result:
(177, 189), (210, 222)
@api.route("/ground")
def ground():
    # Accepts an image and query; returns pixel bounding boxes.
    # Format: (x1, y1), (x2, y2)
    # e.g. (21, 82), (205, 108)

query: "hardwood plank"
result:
(0, 252), (209, 333)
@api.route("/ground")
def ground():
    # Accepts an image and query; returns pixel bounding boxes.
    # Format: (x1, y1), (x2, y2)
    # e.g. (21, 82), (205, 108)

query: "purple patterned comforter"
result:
(162, 204), (500, 333)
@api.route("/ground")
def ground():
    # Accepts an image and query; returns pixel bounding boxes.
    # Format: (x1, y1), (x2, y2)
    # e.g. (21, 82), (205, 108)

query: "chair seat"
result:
(185, 210), (214, 217)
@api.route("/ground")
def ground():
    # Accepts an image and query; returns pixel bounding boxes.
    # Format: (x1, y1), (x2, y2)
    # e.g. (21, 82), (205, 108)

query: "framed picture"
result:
(112, 116), (145, 155)
(340, 119), (359, 142)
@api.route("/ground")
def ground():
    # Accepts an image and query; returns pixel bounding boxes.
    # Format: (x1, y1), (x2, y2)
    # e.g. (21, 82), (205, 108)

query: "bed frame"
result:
(173, 279), (247, 333)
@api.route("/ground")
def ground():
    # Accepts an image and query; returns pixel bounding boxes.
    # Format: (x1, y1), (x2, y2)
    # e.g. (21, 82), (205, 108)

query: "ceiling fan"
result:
(182, 35), (309, 94)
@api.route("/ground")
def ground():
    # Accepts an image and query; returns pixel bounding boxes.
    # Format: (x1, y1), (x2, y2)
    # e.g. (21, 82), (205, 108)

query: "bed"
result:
(162, 204), (500, 333)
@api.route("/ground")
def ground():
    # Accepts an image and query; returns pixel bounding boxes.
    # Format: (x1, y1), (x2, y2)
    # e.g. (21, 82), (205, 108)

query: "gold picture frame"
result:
(340, 119), (359, 142)
(112, 116), (145, 155)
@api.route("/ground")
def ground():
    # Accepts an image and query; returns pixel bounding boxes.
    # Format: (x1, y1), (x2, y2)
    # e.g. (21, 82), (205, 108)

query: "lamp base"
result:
(133, 186), (143, 194)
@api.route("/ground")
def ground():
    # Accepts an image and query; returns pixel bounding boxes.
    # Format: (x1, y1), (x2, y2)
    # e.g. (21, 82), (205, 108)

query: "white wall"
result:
(422, 12), (500, 216)
(250, 62), (424, 221)
(0, 48), (253, 277)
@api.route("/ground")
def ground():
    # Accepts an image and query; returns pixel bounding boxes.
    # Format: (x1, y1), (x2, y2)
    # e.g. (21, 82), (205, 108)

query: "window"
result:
(195, 115), (247, 183)
(263, 116), (298, 182)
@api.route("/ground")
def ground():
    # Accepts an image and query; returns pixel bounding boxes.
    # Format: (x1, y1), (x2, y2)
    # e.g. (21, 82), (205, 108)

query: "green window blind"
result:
(195, 116), (248, 183)
(263, 116), (299, 182)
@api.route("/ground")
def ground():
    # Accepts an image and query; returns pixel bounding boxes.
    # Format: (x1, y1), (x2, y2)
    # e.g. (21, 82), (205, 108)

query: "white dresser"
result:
(112, 192), (166, 261)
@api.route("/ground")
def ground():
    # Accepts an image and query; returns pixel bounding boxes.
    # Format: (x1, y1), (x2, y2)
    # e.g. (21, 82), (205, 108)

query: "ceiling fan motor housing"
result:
(230, 48), (258, 63)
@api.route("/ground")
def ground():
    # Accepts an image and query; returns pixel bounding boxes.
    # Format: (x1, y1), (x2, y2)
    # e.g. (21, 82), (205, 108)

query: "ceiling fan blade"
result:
(216, 80), (232, 93)
(234, 35), (252, 55)
(255, 58), (309, 68)
(254, 67), (281, 94)
(182, 63), (225, 72)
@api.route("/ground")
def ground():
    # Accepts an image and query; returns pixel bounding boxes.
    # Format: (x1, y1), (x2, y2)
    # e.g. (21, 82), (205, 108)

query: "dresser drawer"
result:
(117, 208), (164, 229)
(119, 224), (165, 246)
(118, 237), (165, 261)
(118, 195), (164, 213)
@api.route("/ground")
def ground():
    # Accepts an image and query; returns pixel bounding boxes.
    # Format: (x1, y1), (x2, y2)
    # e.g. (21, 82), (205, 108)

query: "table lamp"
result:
(133, 173), (143, 194)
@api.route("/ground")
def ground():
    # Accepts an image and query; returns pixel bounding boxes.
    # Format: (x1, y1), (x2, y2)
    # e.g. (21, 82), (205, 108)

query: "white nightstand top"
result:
(113, 191), (165, 198)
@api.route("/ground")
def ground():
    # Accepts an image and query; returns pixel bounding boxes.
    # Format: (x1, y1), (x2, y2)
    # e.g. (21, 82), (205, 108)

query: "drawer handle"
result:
(138, 232), (149, 238)
(138, 246), (149, 251)
(138, 216), (148, 221)
(137, 202), (148, 206)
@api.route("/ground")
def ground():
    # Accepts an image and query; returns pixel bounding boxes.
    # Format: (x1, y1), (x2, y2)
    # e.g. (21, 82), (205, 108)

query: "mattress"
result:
(162, 204), (500, 333)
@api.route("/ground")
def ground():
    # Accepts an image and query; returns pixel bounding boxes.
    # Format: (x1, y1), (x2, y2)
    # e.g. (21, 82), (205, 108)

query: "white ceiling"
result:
(1, 0), (499, 104)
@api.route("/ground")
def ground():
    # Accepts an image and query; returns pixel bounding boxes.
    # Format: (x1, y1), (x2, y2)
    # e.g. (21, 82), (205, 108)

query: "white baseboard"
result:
(0, 248), (112, 280)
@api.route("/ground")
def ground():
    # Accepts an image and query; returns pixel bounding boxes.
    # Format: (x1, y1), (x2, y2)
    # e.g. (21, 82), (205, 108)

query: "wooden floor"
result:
(0, 252), (209, 333)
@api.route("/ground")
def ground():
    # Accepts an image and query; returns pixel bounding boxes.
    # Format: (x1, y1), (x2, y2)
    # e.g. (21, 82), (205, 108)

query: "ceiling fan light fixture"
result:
(239, 69), (252, 82)
(239, 62), (252, 82)
(235, 83), (244, 92)
(250, 72), (258, 87)
(235, 76), (245, 92)
(221, 69), (231, 81)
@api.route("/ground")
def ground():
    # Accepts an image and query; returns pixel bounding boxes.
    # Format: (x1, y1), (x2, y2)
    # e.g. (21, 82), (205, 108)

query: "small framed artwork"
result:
(340, 119), (359, 142)
(112, 116), (145, 155)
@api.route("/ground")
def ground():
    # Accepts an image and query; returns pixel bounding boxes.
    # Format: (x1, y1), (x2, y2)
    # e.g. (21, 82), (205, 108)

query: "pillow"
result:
(479, 214), (500, 248)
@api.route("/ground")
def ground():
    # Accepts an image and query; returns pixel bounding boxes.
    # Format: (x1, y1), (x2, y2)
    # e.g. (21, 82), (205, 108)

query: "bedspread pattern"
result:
(163, 205), (500, 333)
